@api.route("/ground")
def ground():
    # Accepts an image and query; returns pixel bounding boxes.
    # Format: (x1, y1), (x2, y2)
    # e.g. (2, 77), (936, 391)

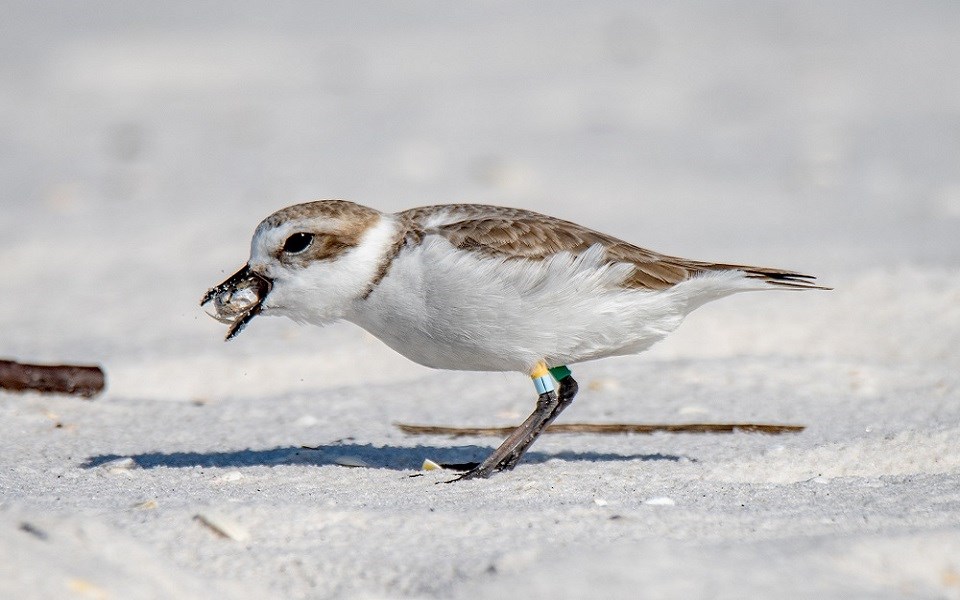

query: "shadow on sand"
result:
(82, 442), (689, 471)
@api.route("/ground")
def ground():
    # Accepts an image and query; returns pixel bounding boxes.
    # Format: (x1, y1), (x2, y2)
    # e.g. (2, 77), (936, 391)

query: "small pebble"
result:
(587, 378), (620, 392)
(99, 457), (138, 474)
(220, 471), (243, 482)
(68, 579), (107, 598)
(644, 497), (676, 506)
(133, 499), (158, 510)
(421, 459), (442, 471)
(295, 415), (319, 427)
(101, 457), (137, 469)
(593, 498), (609, 506)
(334, 456), (369, 468)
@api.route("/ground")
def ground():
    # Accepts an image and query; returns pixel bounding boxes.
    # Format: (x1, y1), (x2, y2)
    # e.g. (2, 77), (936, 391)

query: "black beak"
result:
(201, 264), (273, 340)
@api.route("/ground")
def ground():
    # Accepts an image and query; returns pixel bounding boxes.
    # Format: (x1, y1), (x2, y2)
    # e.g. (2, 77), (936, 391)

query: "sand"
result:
(2, 3), (959, 599)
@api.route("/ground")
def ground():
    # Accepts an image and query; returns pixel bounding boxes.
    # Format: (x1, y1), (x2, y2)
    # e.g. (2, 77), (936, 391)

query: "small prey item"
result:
(200, 265), (273, 340)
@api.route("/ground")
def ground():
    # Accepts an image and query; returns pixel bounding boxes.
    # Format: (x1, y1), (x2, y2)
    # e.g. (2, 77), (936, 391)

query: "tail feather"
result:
(740, 267), (831, 290)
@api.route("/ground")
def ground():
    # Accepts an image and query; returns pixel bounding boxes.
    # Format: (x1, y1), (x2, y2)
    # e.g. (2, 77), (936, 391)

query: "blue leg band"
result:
(534, 375), (555, 395)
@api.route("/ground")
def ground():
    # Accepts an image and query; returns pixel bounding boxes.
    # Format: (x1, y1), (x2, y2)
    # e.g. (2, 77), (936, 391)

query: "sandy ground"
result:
(2, 2), (960, 599)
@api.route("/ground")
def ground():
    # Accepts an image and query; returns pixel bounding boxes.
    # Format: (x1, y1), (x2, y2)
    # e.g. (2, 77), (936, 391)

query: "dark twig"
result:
(395, 422), (804, 437)
(0, 359), (106, 398)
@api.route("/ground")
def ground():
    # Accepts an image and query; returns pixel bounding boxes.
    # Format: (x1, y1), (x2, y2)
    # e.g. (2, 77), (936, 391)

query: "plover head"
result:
(202, 200), (398, 339)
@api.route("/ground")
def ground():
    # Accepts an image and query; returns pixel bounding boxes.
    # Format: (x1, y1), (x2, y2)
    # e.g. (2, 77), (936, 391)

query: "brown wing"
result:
(399, 204), (827, 291)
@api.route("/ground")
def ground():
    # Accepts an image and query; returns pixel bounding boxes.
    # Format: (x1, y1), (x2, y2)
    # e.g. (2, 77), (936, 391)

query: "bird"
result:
(201, 200), (827, 480)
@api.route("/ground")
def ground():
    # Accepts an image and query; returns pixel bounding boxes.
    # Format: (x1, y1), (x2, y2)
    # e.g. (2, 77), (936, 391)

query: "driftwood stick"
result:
(0, 359), (106, 399)
(395, 422), (804, 437)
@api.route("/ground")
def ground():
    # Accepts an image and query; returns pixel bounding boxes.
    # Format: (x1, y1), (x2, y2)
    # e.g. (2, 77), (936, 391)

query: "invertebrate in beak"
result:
(200, 265), (273, 340)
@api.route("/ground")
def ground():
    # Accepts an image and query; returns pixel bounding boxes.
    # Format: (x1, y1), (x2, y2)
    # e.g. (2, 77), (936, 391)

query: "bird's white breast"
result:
(346, 236), (752, 373)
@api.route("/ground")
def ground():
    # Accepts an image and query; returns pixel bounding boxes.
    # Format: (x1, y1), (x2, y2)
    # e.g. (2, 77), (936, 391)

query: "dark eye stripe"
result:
(283, 232), (314, 253)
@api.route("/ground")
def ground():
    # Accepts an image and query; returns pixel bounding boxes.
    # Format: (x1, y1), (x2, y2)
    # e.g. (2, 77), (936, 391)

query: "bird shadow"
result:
(81, 442), (689, 471)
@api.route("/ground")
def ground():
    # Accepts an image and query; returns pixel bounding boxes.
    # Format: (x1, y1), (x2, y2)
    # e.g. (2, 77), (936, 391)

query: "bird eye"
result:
(282, 232), (314, 254)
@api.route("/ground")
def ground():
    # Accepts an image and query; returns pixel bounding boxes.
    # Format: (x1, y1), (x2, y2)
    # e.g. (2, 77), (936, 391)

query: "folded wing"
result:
(400, 204), (827, 291)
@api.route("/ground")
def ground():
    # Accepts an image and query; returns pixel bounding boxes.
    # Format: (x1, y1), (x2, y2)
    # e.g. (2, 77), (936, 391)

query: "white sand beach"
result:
(2, 3), (959, 598)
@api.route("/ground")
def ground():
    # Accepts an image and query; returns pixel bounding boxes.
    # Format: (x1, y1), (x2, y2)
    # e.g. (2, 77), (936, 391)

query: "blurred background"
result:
(2, 1), (958, 399)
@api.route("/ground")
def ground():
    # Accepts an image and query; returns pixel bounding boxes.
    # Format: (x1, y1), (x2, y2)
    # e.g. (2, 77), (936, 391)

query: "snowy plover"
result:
(202, 200), (826, 479)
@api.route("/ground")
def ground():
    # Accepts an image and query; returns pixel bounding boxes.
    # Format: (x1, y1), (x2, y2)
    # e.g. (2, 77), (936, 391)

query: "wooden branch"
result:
(395, 422), (804, 437)
(0, 359), (105, 398)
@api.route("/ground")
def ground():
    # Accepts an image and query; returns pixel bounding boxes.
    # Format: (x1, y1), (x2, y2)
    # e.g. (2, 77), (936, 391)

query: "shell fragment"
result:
(421, 459), (443, 471)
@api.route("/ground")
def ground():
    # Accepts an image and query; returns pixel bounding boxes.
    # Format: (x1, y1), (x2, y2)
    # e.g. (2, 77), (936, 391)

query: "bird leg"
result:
(454, 365), (578, 481)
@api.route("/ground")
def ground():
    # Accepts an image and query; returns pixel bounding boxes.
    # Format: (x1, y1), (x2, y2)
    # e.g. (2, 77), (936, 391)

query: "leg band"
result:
(533, 375), (555, 395)
(530, 362), (555, 395)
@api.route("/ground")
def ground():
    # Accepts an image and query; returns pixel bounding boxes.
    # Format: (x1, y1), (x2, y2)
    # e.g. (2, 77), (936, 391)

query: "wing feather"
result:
(398, 204), (827, 291)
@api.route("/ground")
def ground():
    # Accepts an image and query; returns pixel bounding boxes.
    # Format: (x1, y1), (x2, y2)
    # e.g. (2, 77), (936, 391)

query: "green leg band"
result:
(548, 365), (572, 381)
